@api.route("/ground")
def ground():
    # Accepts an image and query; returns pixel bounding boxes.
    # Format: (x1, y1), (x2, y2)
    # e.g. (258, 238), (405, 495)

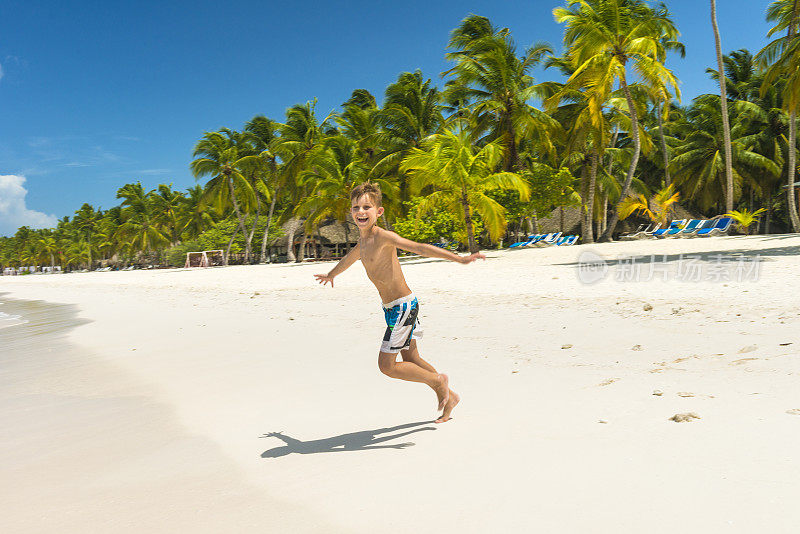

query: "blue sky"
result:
(0, 0), (777, 236)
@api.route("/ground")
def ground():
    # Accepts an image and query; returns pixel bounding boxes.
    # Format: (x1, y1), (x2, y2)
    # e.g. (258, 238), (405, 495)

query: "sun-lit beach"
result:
(3, 0), (800, 532)
(2, 234), (799, 532)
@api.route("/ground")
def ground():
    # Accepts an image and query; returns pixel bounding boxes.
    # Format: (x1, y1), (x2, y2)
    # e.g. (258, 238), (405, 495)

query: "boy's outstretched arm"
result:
(314, 244), (360, 287)
(386, 232), (485, 264)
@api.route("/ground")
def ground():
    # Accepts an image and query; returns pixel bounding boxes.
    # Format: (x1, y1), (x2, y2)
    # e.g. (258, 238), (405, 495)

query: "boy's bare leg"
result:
(400, 340), (456, 410)
(378, 351), (449, 409)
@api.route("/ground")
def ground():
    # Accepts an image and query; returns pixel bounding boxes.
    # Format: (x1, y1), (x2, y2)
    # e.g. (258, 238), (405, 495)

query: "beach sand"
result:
(2, 234), (799, 532)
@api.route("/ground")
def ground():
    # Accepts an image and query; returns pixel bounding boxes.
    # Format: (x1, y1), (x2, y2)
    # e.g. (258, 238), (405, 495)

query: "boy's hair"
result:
(350, 182), (382, 206)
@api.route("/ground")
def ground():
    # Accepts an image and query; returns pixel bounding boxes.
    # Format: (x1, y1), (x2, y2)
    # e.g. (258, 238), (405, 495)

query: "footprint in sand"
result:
(677, 392), (694, 397)
(786, 409), (800, 416)
(670, 412), (701, 422)
(598, 377), (621, 386)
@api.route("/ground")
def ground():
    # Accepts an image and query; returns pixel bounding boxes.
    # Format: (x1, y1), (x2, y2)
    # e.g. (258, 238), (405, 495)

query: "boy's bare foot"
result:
(435, 391), (460, 423)
(435, 374), (449, 411)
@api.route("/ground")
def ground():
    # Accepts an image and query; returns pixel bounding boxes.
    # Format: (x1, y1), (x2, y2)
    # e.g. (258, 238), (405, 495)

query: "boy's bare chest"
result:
(359, 241), (395, 273)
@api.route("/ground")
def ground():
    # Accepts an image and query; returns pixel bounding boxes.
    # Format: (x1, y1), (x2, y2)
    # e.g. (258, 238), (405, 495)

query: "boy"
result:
(314, 183), (484, 423)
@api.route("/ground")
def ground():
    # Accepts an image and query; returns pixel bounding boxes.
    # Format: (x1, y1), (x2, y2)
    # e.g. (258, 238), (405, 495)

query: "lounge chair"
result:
(522, 234), (547, 247)
(534, 232), (563, 247)
(696, 216), (733, 237)
(620, 222), (661, 240)
(652, 219), (685, 238)
(665, 219), (702, 237)
(509, 234), (539, 248)
(556, 235), (579, 246)
(676, 219), (713, 238)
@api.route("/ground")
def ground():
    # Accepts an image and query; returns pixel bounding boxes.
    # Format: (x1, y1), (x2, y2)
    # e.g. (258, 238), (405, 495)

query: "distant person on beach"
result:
(314, 182), (484, 422)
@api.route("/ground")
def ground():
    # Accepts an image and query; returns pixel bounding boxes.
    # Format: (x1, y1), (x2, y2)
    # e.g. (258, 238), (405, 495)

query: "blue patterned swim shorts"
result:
(380, 293), (423, 353)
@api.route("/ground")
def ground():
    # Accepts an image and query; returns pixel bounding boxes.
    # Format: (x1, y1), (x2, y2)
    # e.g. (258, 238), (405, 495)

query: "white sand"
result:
(2, 234), (799, 533)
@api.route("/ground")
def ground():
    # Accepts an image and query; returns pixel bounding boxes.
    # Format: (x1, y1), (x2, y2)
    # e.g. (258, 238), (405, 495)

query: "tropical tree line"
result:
(3, 0), (799, 272)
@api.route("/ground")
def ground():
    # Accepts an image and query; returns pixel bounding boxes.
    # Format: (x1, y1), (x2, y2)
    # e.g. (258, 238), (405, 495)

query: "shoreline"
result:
(0, 295), (348, 533)
(2, 234), (800, 532)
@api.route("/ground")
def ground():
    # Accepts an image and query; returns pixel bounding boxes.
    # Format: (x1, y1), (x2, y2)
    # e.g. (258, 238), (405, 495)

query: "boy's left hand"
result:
(460, 252), (486, 264)
(314, 273), (335, 287)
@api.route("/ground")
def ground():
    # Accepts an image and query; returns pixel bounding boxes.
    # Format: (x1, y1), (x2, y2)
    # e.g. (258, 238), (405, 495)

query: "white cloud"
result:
(0, 175), (58, 236)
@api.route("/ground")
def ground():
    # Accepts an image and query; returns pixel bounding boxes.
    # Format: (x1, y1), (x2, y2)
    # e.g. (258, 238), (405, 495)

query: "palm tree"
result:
(756, 0), (800, 232)
(244, 115), (283, 262)
(619, 184), (680, 227)
(710, 0), (735, 213)
(372, 71), (443, 219)
(275, 101), (334, 261)
(73, 203), (101, 270)
(400, 129), (530, 252)
(554, 0), (681, 242)
(295, 136), (371, 250)
(444, 14), (555, 171)
(191, 130), (259, 263)
(180, 184), (216, 240)
(116, 182), (169, 261)
(670, 95), (781, 211)
(36, 232), (59, 269)
(151, 184), (185, 246)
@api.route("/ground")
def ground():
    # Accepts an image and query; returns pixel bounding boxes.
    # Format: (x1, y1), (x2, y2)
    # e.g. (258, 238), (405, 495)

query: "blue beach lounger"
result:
(695, 217), (733, 237)
(665, 219), (702, 237)
(534, 232), (563, 247)
(523, 234), (547, 247)
(556, 235), (579, 246)
(652, 220), (685, 238)
(676, 219), (712, 238)
(620, 222), (660, 240)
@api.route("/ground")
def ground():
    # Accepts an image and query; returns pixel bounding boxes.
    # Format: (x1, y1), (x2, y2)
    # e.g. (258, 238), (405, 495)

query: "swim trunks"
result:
(380, 293), (423, 353)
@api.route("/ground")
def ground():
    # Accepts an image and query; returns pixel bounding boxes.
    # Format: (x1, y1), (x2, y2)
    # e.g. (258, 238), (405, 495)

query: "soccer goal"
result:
(184, 250), (224, 268)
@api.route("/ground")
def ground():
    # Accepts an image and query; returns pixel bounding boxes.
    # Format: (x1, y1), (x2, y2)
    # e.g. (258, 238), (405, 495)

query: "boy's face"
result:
(351, 194), (384, 229)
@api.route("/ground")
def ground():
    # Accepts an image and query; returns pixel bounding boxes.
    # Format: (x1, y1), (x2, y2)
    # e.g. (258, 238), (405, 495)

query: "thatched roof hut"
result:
(318, 220), (359, 245)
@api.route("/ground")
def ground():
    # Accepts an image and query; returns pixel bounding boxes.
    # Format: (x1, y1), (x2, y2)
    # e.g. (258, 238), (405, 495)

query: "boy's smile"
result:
(351, 195), (383, 231)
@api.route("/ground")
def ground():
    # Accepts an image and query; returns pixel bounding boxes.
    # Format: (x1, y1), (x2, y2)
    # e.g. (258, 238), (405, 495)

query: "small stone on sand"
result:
(561, 344), (573, 349)
(670, 412), (701, 422)
(632, 344), (643, 351)
(643, 303), (653, 311)
(598, 420), (608, 424)
(786, 409), (800, 416)
(652, 390), (663, 396)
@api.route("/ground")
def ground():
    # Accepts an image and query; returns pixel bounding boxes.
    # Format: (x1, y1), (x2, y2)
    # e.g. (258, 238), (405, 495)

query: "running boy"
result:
(314, 182), (484, 423)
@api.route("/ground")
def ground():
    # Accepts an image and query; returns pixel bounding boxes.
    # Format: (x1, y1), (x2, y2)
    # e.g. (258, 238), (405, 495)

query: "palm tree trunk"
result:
(788, 111), (800, 232)
(600, 75), (641, 242)
(296, 222), (307, 263)
(601, 195), (608, 233)
(656, 101), (672, 187)
(766, 189), (773, 234)
(579, 161), (591, 242)
(224, 225), (238, 266)
(711, 0), (735, 213)
(247, 199), (260, 263)
(285, 223), (296, 262)
(584, 148), (598, 243)
(227, 174), (250, 260)
(461, 188), (478, 253)
(260, 187), (279, 263)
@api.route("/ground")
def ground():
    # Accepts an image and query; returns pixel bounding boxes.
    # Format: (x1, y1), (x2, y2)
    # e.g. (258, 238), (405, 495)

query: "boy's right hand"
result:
(314, 273), (335, 287)
(460, 252), (486, 264)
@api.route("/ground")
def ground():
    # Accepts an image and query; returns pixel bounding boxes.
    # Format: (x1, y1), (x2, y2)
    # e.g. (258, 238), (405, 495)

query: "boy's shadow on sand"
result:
(259, 421), (436, 458)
